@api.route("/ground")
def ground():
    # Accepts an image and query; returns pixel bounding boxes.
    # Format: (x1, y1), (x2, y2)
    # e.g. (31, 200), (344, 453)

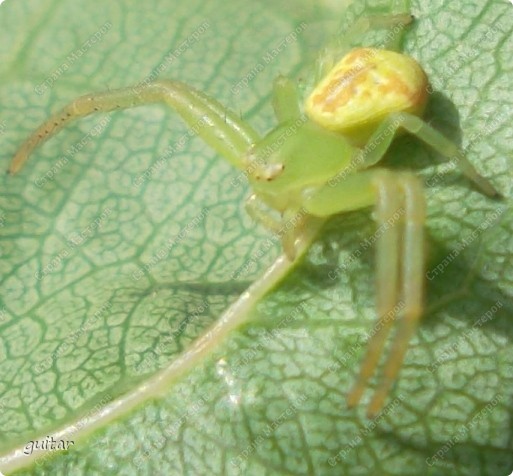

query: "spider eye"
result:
(263, 163), (286, 181)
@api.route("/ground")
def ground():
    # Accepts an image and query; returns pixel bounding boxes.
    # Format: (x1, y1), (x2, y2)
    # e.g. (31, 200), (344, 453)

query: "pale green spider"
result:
(9, 12), (499, 416)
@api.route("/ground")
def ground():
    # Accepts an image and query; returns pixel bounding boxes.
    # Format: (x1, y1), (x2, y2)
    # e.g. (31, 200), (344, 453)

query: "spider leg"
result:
(345, 171), (403, 411)
(9, 80), (260, 174)
(304, 168), (421, 415)
(354, 112), (500, 198)
(367, 172), (425, 416)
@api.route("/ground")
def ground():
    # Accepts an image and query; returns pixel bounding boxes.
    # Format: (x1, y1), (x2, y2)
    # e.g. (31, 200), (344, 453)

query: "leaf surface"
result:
(0, 0), (512, 475)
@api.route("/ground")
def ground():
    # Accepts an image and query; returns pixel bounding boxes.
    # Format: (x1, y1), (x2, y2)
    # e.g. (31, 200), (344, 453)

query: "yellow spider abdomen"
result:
(305, 48), (429, 143)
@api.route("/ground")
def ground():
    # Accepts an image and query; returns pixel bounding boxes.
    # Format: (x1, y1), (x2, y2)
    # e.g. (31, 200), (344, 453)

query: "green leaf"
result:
(0, 0), (512, 475)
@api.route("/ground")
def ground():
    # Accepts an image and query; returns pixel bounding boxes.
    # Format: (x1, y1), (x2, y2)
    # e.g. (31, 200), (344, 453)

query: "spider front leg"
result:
(304, 168), (425, 416)
(9, 80), (260, 174)
(347, 171), (425, 415)
(354, 112), (501, 198)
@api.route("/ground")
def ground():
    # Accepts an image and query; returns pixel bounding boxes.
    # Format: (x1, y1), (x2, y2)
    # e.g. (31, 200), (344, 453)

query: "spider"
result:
(9, 12), (499, 416)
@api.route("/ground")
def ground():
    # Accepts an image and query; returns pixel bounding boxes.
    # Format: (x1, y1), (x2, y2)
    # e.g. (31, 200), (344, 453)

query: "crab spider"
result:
(9, 13), (499, 416)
